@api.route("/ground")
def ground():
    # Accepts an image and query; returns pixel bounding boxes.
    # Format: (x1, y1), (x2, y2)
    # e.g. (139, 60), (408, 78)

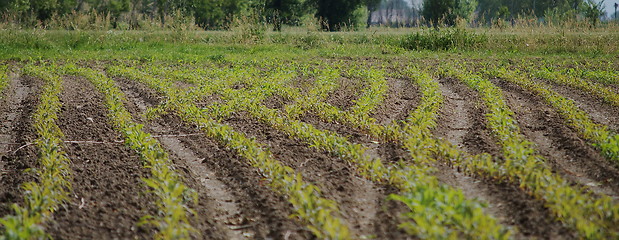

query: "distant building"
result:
(369, 2), (420, 27)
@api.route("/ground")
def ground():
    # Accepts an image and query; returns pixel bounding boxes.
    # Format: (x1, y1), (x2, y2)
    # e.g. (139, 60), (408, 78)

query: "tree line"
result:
(0, 0), (608, 30)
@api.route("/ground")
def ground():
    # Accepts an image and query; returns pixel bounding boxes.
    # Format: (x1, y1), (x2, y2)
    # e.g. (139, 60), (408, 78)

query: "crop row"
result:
(107, 64), (351, 239)
(61, 65), (199, 240)
(1, 64), (72, 239)
(0, 65), (8, 99)
(567, 67), (619, 85)
(486, 65), (619, 162)
(523, 63), (619, 107)
(148, 62), (511, 239)
(442, 63), (619, 238)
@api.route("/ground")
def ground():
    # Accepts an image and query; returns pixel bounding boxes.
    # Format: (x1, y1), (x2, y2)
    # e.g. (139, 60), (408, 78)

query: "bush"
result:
(399, 27), (487, 51)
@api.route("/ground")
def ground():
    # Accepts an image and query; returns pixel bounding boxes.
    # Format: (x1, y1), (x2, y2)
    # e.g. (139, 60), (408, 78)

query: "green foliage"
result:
(444, 63), (619, 238)
(488, 63), (619, 164)
(422, 0), (477, 25)
(400, 27), (487, 51)
(108, 64), (351, 239)
(0, 65), (9, 98)
(1, 64), (71, 240)
(263, 0), (306, 31)
(309, 0), (364, 31)
(162, 60), (511, 239)
(63, 64), (198, 240)
(583, 0), (605, 27)
(528, 63), (619, 107)
(478, 0), (585, 20)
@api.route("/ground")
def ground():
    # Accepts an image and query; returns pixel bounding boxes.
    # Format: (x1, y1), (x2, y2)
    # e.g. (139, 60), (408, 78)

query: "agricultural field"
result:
(0, 30), (618, 239)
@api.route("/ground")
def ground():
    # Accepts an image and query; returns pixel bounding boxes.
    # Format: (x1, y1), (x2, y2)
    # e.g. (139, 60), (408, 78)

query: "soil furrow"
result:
(495, 79), (619, 198)
(370, 76), (420, 125)
(325, 76), (363, 111)
(297, 114), (410, 239)
(116, 78), (238, 240)
(0, 74), (39, 218)
(115, 76), (309, 239)
(224, 111), (389, 239)
(537, 78), (619, 132)
(43, 75), (157, 239)
(432, 77), (575, 239)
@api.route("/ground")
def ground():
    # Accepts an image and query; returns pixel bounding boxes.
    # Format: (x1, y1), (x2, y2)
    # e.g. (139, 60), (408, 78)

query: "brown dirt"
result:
(293, 117), (411, 239)
(263, 93), (291, 111)
(536, 77), (619, 132)
(224, 111), (396, 239)
(44, 75), (158, 239)
(0, 74), (40, 218)
(495, 79), (619, 197)
(115, 76), (310, 239)
(370, 76), (420, 125)
(6, 60), (614, 239)
(325, 76), (363, 111)
(432, 77), (575, 239)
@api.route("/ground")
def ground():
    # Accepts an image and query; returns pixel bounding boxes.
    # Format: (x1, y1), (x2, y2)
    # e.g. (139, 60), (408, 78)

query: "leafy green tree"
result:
(453, 0), (477, 20)
(310, 0), (364, 31)
(422, 0), (453, 25)
(193, 0), (225, 28)
(583, 0), (605, 26)
(264, 0), (304, 31)
(422, 0), (477, 25)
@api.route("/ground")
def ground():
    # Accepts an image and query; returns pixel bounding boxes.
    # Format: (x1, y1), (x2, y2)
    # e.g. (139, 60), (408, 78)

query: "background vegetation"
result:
(0, 0), (613, 31)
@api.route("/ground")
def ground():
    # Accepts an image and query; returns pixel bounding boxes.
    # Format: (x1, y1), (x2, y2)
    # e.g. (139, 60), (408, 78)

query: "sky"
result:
(605, 1), (618, 18)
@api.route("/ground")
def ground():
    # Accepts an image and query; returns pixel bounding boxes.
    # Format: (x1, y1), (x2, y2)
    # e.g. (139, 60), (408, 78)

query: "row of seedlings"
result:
(107, 64), (351, 239)
(522, 62), (619, 107)
(170, 61), (512, 239)
(485, 65), (619, 165)
(1, 64), (72, 239)
(285, 64), (511, 238)
(442, 63), (619, 238)
(62, 64), (199, 239)
(0, 65), (8, 97)
(564, 65), (619, 85)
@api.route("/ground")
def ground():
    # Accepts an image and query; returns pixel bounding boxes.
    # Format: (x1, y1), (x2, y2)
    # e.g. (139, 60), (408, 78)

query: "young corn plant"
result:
(525, 63), (619, 107)
(107, 64), (352, 240)
(486, 65), (619, 162)
(1, 64), (71, 240)
(182, 63), (512, 239)
(567, 67), (619, 85)
(0, 65), (9, 98)
(442, 63), (619, 238)
(61, 64), (198, 240)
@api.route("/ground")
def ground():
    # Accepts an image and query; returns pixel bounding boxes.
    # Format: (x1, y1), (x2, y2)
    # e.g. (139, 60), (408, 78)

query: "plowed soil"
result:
(44, 75), (157, 239)
(0, 74), (40, 218)
(2, 60), (618, 240)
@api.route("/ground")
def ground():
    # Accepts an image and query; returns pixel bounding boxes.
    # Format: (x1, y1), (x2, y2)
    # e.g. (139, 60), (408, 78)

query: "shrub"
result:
(399, 27), (487, 51)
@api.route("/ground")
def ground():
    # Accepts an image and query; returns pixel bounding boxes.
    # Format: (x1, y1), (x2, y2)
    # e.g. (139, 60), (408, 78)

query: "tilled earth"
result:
(1, 61), (618, 239)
